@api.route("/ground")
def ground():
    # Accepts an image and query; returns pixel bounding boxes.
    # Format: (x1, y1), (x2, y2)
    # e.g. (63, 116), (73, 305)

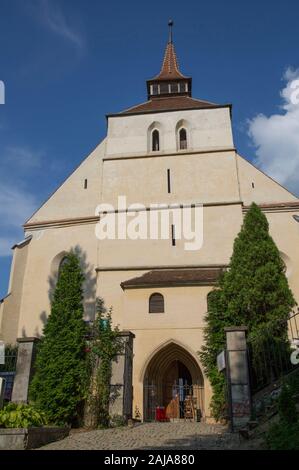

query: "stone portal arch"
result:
(143, 342), (204, 421)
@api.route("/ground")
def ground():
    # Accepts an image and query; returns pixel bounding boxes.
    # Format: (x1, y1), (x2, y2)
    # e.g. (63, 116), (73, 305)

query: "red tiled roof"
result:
(151, 42), (188, 81)
(120, 95), (220, 115)
(121, 268), (223, 289)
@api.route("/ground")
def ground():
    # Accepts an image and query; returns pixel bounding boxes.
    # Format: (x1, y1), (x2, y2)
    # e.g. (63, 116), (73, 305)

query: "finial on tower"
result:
(168, 19), (173, 43)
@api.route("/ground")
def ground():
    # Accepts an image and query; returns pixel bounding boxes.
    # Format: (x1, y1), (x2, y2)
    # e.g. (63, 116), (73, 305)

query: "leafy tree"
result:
(200, 203), (296, 419)
(30, 251), (87, 425)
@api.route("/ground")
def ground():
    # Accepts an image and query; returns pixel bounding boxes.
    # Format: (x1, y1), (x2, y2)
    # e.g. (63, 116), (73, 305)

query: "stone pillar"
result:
(11, 337), (40, 403)
(109, 331), (135, 421)
(224, 327), (251, 432)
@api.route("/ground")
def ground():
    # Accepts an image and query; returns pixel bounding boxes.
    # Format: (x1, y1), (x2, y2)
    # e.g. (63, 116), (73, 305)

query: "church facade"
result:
(1, 28), (299, 422)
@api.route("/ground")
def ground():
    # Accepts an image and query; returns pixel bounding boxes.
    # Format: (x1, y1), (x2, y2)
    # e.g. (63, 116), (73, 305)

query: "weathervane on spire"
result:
(168, 19), (173, 43)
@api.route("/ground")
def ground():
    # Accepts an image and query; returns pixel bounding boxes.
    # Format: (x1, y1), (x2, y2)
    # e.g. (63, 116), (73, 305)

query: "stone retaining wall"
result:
(0, 426), (70, 450)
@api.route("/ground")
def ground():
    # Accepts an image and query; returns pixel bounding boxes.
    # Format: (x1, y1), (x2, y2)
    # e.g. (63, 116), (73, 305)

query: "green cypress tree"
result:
(30, 251), (87, 425)
(200, 203), (296, 419)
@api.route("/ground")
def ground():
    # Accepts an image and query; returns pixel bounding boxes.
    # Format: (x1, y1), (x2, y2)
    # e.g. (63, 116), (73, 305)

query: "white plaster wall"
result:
(101, 151), (240, 207)
(106, 107), (234, 157)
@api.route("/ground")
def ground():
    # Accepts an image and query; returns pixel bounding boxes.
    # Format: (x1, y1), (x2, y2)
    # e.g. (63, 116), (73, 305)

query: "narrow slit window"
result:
(167, 169), (171, 193)
(171, 224), (176, 246)
(152, 129), (160, 151)
(179, 128), (187, 150)
(84, 179), (88, 189)
(252, 182), (255, 188)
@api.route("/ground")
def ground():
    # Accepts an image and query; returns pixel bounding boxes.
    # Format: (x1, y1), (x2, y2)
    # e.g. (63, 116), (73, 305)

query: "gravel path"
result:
(39, 422), (243, 450)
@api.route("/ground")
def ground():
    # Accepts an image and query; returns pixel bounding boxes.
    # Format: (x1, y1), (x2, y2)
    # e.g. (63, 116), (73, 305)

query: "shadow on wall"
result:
(21, 245), (96, 339)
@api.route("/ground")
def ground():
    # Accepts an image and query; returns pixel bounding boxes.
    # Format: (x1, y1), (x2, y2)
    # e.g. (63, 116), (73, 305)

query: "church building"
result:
(1, 24), (299, 422)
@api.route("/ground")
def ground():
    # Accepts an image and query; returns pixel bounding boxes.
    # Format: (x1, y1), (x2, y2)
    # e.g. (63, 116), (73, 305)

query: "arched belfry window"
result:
(179, 128), (187, 150)
(152, 129), (160, 152)
(149, 293), (164, 313)
(176, 120), (190, 151)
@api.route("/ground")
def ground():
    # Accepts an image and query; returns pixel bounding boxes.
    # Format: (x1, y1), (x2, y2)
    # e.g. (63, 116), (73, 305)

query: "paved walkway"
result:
(39, 422), (244, 450)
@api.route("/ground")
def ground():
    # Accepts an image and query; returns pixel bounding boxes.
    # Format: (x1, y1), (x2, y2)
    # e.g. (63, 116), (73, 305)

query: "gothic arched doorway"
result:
(143, 342), (204, 421)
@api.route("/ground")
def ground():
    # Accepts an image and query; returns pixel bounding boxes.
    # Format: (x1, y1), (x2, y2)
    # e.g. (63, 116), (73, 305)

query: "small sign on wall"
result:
(0, 341), (5, 365)
(217, 350), (226, 372)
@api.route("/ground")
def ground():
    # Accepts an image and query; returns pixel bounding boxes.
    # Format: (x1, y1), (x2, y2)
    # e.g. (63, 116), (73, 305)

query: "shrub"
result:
(110, 414), (127, 428)
(0, 403), (47, 428)
(266, 421), (299, 450)
(278, 382), (298, 424)
(265, 378), (299, 450)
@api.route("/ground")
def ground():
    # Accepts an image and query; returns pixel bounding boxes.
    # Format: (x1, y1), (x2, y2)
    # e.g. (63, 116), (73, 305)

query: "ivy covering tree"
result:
(30, 251), (87, 425)
(200, 203), (296, 420)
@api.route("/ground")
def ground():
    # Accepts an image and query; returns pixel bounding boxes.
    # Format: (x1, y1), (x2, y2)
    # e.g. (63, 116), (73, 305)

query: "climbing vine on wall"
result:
(86, 298), (123, 428)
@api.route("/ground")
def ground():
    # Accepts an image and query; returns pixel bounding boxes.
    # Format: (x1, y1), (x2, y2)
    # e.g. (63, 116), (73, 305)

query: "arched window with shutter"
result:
(149, 293), (164, 313)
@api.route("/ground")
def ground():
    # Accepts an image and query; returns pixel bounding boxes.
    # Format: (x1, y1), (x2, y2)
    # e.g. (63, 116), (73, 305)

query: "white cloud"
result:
(248, 67), (299, 196)
(39, 0), (85, 51)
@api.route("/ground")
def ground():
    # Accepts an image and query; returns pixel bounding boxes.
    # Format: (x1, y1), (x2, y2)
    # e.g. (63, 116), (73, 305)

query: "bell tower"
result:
(146, 20), (192, 100)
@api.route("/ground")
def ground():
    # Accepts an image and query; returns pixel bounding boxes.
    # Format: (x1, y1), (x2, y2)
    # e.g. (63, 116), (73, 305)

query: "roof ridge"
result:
(186, 96), (218, 106)
(120, 99), (152, 114)
(118, 95), (220, 115)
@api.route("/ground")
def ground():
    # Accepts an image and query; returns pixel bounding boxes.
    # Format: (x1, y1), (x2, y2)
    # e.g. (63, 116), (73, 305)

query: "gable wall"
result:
(237, 154), (298, 205)
(27, 139), (106, 224)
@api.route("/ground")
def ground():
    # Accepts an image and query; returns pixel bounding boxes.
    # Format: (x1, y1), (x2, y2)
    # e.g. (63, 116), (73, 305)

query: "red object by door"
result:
(155, 406), (166, 421)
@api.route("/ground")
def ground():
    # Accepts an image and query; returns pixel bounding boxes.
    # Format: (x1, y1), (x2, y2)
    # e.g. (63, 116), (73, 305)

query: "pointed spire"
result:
(154, 20), (188, 80)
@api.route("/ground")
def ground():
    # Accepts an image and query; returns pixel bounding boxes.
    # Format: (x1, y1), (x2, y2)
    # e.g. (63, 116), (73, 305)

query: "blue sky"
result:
(1, 0), (299, 298)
